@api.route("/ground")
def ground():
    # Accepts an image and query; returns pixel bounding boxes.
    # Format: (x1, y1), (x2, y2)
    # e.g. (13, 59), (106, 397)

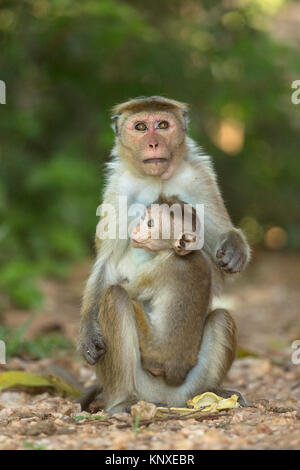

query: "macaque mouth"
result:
(131, 239), (145, 248)
(143, 158), (168, 164)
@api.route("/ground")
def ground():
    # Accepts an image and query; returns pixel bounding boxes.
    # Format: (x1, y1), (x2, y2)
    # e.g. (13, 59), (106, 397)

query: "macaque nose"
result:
(149, 143), (158, 149)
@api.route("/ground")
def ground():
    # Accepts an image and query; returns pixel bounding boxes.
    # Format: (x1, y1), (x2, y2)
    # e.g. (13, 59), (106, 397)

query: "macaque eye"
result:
(147, 219), (154, 228)
(157, 121), (169, 130)
(135, 122), (147, 131)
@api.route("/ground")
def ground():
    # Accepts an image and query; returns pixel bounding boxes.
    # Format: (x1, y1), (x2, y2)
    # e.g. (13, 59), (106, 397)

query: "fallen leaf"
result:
(0, 371), (81, 399)
(187, 392), (240, 411)
(156, 392), (240, 417)
(237, 348), (259, 358)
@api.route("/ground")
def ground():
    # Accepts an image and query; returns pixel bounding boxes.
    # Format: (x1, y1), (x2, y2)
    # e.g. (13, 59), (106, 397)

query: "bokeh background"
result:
(0, 0), (299, 311)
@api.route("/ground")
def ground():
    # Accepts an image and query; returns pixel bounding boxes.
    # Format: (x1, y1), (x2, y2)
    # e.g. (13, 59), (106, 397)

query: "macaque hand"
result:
(174, 232), (196, 256)
(78, 323), (106, 365)
(216, 230), (250, 273)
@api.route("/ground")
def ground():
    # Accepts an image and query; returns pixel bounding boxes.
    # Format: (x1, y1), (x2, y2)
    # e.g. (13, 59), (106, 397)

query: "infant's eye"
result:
(157, 121), (169, 129)
(147, 219), (154, 228)
(135, 122), (147, 131)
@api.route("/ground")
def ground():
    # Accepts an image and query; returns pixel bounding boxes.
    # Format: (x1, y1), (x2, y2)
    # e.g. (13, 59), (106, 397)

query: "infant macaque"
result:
(123, 195), (212, 386)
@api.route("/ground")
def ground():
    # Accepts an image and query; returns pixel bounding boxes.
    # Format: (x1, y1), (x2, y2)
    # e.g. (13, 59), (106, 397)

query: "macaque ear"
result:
(111, 115), (120, 135)
(174, 232), (196, 256)
(182, 109), (189, 131)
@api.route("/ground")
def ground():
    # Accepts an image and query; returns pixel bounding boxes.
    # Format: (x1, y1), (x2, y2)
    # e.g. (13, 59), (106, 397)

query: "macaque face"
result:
(131, 202), (200, 255)
(118, 110), (186, 179)
(130, 206), (172, 251)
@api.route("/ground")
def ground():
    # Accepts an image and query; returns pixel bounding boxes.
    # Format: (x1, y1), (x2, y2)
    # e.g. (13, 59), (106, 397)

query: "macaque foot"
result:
(216, 230), (249, 273)
(107, 397), (138, 414)
(76, 383), (103, 411)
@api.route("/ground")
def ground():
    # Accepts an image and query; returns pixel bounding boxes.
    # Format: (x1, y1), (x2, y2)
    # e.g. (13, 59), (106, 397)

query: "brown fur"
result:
(137, 252), (211, 386)
(132, 300), (151, 339)
(121, 196), (211, 386)
(112, 96), (188, 117)
(96, 286), (135, 400)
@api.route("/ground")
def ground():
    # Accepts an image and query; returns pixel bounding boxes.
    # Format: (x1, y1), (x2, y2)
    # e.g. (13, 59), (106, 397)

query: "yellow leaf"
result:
(0, 371), (81, 399)
(47, 375), (82, 399)
(187, 391), (240, 411)
(0, 371), (50, 389)
(156, 391), (240, 417)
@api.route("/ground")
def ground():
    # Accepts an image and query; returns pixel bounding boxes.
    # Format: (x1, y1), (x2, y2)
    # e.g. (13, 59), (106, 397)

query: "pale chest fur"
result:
(117, 246), (155, 284)
(118, 247), (161, 305)
(116, 159), (199, 207)
(105, 154), (209, 278)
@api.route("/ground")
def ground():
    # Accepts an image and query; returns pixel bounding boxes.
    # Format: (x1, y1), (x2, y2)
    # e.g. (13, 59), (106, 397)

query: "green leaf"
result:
(47, 374), (81, 399)
(236, 348), (259, 359)
(24, 441), (46, 450)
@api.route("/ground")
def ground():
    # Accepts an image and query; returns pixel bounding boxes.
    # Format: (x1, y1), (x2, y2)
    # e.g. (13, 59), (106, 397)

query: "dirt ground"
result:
(0, 251), (299, 450)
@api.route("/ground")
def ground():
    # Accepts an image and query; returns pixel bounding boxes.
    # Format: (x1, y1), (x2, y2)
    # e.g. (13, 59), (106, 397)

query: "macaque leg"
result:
(186, 308), (247, 406)
(133, 308), (247, 408)
(198, 308), (237, 386)
(95, 297), (246, 411)
(201, 308), (248, 405)
(131, 300), (167, 378)
(95, 285), (141, 413)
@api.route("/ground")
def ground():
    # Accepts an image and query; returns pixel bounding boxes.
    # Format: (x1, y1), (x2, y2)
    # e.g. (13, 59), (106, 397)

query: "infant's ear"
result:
(174, 232), (196, 256)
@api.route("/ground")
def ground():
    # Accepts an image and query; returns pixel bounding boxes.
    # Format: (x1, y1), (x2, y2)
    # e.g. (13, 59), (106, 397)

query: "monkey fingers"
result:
(174, 232), (196, 256)
(148, 368), (165, 377)
(82, 331), (106, 365)
(142, 356), (166, 377)
(216, 230), (249, 273)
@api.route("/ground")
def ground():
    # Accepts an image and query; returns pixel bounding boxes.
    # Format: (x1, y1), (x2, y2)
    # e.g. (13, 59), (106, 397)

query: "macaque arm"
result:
(78, 182), (122, 364)
(191, 158), (250, 272)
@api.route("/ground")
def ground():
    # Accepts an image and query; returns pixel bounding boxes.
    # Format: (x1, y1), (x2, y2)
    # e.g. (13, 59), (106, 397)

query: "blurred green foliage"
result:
(0, 318), (73, 360)
(0, 0), (300, 307)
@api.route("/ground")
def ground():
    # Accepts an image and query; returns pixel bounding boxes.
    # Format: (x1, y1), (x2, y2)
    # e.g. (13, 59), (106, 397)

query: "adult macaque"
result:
(78, 96), (250, 412)
(123, 196), (211, 386)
